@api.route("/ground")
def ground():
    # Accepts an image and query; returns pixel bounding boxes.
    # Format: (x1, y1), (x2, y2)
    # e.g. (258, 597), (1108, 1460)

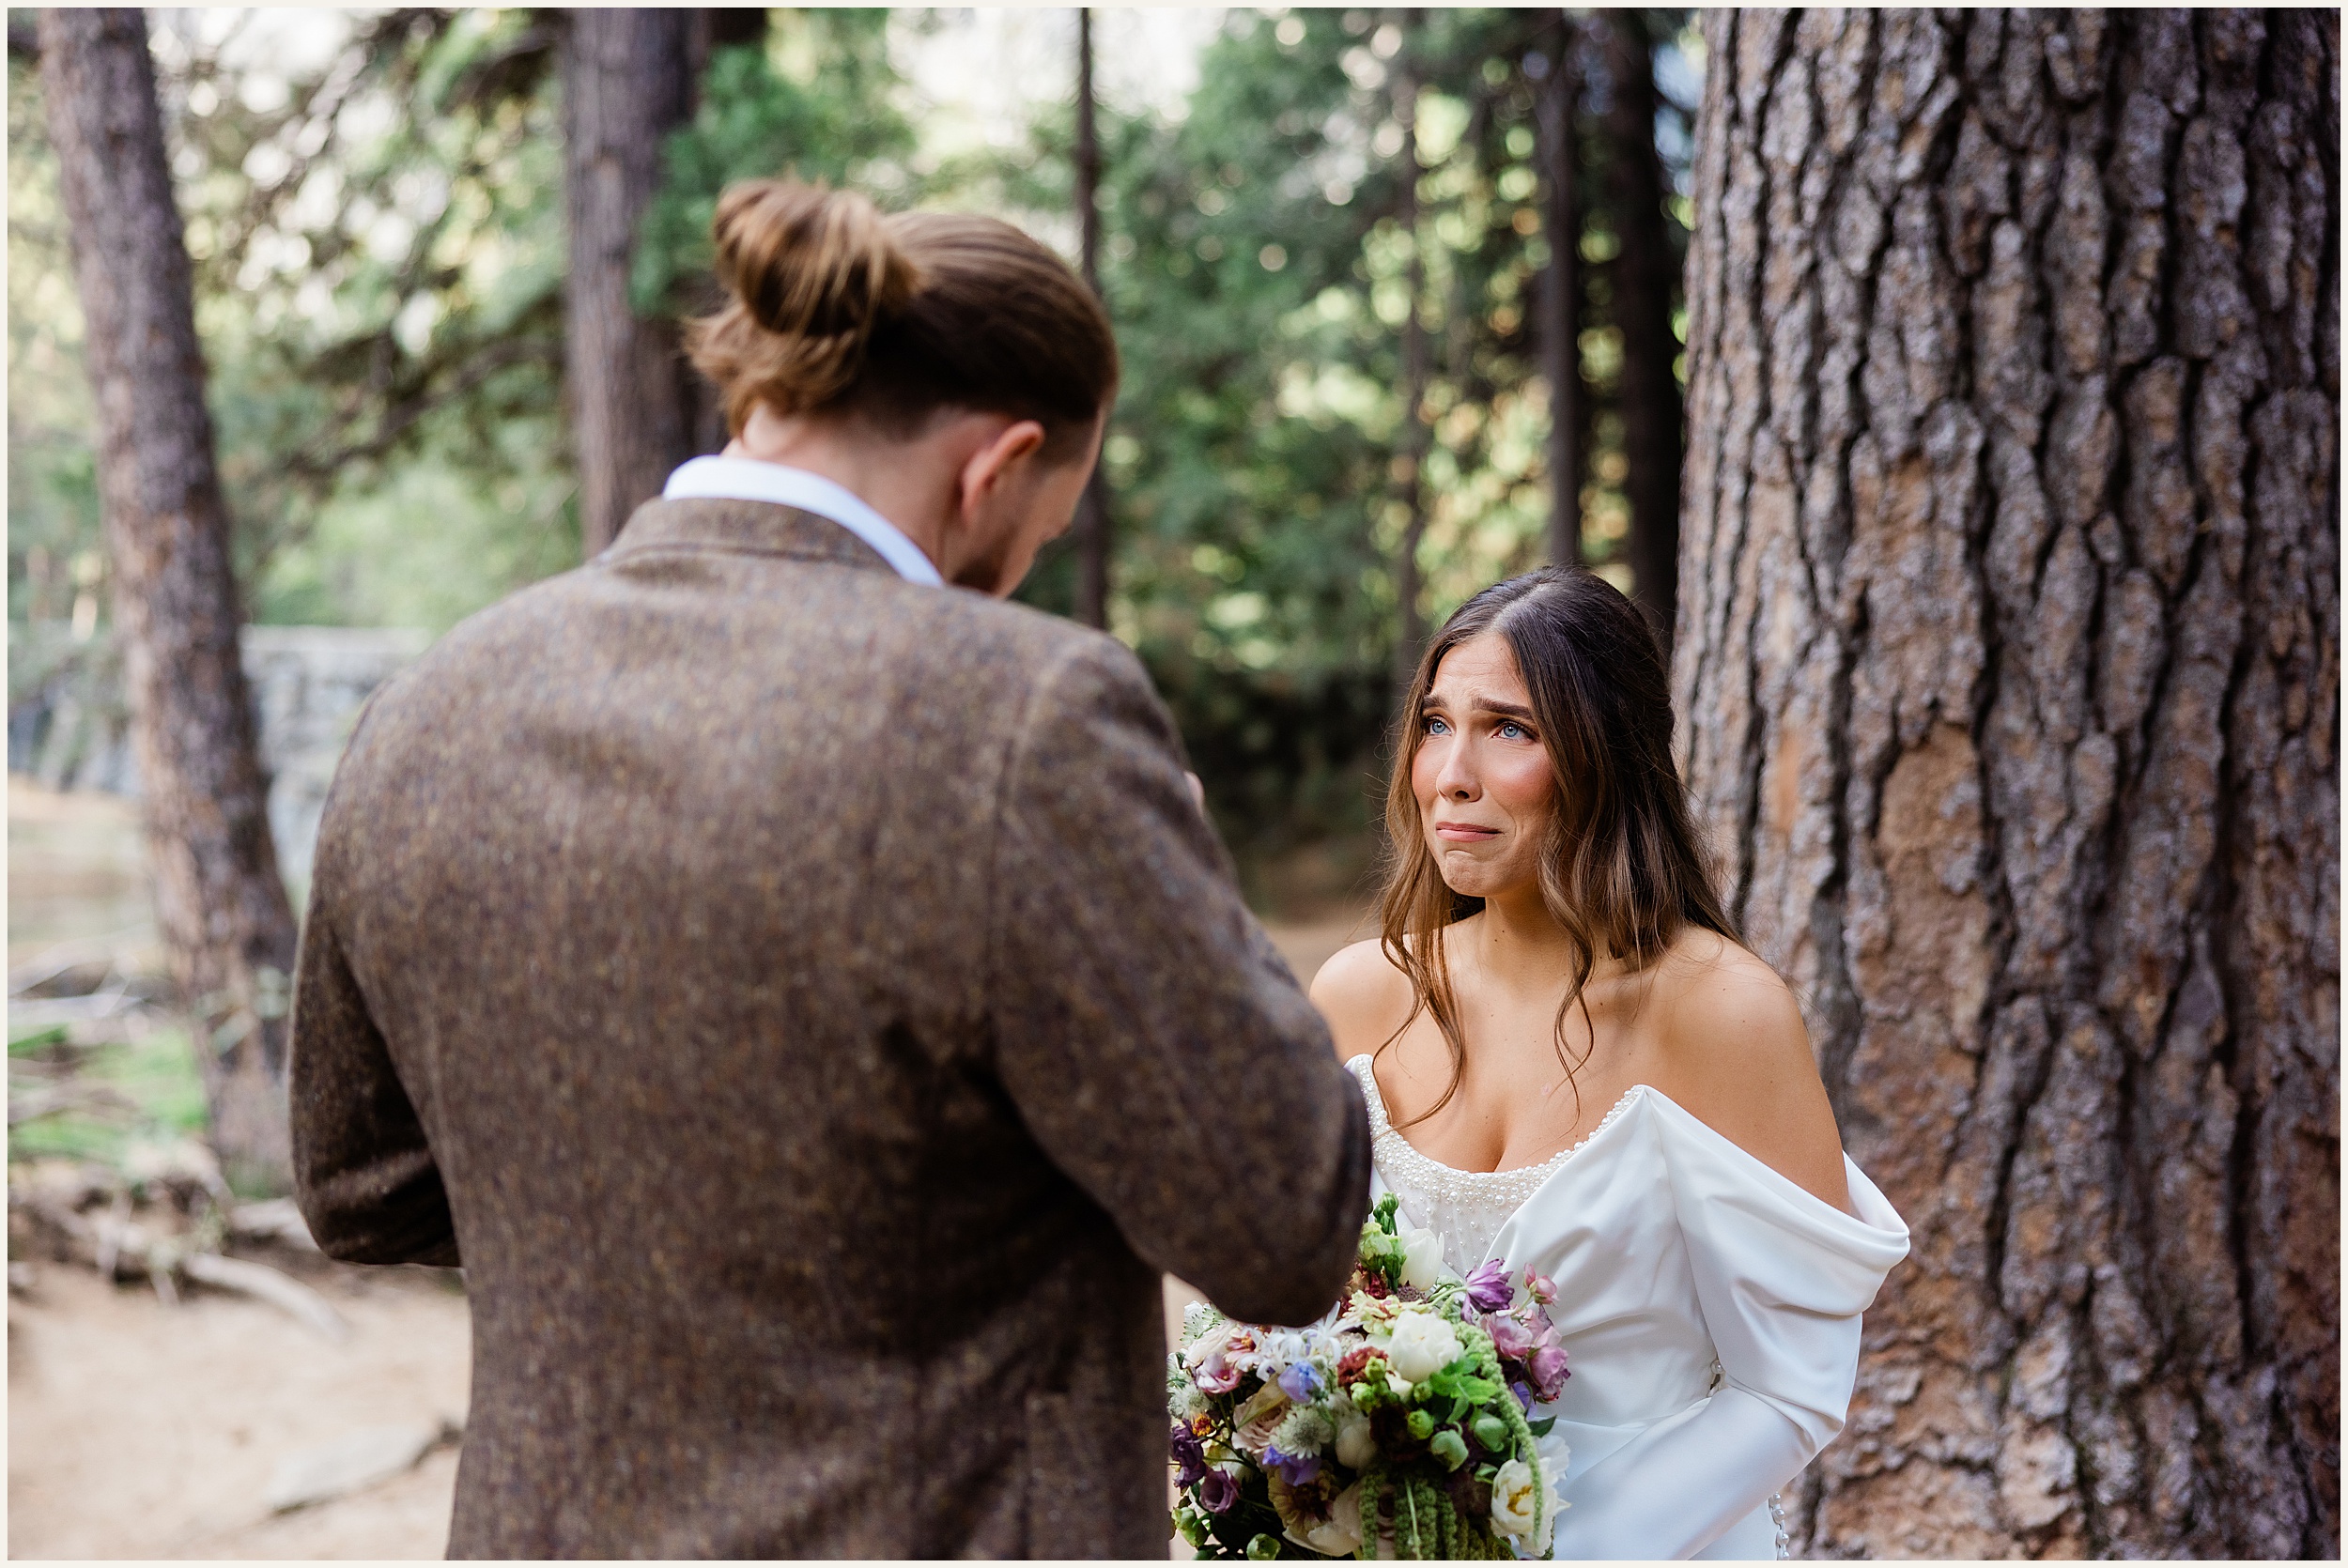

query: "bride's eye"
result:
(1497, 720), (1532, 741)
(1423, 715), (1451, 736)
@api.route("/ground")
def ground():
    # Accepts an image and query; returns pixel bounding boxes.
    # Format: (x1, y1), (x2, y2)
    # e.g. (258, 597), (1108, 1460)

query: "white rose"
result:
(1230, 1379), (1290, 1458)
(1301, 1482), (1366, 1557)
(1334, 1406), (1378, 1469)
(1384, 1309), (1464, 1382)
(1397, 1220), (1446, 1290)
(1491, 1453), (1568, 1553)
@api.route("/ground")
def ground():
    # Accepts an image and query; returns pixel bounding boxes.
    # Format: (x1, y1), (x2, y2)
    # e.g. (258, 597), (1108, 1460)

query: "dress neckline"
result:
(1344, 1053), (1645, 1187)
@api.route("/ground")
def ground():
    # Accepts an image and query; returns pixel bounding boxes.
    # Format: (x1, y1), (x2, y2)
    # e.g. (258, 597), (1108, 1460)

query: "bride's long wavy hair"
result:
(1376, 566), (1738, 1128)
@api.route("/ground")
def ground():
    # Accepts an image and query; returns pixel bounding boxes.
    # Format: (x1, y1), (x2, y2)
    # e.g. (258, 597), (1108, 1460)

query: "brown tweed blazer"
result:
(288, 498), (1371, 1559)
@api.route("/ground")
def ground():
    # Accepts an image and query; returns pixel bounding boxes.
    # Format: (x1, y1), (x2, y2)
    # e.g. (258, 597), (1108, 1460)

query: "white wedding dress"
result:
(1345, 1055), (1910, 1560)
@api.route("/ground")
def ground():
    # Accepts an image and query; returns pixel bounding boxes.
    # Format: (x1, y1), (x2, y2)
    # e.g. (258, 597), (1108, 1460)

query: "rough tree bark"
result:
(1537, 12), (1582, 569)
(564, 8), (699, 558)
(1073, 7), (1111, 630)
(1603, 9), (1681, 653)
(1677, 11), (2339, 1557)
(39, 8), (303, 1191)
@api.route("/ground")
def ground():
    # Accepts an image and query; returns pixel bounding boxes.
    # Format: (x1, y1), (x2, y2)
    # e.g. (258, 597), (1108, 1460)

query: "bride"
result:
(1311, 567), (1909, 1560)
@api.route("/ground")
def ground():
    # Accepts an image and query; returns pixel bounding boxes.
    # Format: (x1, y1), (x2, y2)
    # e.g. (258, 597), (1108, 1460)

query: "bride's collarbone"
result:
(1375, 1031), (1645, 1176)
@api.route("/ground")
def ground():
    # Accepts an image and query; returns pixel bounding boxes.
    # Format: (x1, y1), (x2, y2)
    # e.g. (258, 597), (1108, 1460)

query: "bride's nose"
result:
(1435, 744), (1480, 801)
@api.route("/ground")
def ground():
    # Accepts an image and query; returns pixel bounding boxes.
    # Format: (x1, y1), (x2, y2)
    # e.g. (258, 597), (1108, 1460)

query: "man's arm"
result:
(984, 637), (1371, 1327)
(288, 837), (459, 1268)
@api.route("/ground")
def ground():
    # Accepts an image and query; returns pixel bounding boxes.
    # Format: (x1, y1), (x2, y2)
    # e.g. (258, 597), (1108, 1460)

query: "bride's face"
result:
(1411, 633), (1557, 900)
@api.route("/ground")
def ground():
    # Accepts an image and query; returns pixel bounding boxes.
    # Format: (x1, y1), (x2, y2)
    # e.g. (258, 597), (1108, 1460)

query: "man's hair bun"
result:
(703, 180), (920, 413)
(688, 177), (1118, 452)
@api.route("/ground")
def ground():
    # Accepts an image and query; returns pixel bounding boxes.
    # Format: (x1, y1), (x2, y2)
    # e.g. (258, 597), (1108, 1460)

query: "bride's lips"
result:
(1433, 822), (1501, 842)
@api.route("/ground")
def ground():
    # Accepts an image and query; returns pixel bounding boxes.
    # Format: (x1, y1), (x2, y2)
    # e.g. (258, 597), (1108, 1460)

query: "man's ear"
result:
(957, 418), (1050, 516)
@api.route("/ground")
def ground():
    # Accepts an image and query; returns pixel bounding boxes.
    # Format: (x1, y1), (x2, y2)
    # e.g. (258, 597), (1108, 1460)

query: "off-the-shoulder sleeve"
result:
(1549, 1094), (1908, 1559)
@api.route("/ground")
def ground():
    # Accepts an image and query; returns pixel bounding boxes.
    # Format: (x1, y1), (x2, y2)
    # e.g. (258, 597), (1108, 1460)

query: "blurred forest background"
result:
(9, 6), (1701, 890)
(7, 7), (2338, 1561)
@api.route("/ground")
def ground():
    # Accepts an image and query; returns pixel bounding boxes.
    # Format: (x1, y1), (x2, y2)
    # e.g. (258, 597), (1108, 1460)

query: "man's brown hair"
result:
(687, 180), (1118, 462)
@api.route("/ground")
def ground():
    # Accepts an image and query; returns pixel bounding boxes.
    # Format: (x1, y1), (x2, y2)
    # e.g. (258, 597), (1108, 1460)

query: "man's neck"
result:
(725, 417), (954, 571)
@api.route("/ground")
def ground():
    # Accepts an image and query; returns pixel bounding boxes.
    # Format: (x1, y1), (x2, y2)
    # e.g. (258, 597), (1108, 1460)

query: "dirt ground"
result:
(6, 779), (1371, 1559)
(8, 1260), (471, 1559)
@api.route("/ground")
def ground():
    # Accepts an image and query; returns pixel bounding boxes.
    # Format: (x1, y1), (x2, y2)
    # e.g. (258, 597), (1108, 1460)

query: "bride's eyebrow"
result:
(1419, 692), (1537, 722)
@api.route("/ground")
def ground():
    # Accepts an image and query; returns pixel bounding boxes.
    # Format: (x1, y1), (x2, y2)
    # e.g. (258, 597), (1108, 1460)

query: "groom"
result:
(286, 206), (1370, 1551)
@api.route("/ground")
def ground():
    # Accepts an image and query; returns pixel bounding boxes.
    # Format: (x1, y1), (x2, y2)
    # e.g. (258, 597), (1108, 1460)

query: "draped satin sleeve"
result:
(1546, 1092), (1909, 1560)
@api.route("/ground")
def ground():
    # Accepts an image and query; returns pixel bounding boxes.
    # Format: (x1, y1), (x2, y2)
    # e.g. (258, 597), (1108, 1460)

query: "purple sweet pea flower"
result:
(1171, 1426), (1209, 1487)
(1510, 1378), (1536, 1413)
(1523, 1269), (1559, 1305)
(1527, 1340), (1571, 1403)
(1198, 1467), (1241, 1514)
(1264, 1444), (1322, 1486)
(1463, 1259), (1514, 1314)
(1277, 1361), (1322, 1403)
(1485, 1312), (1539, 1360)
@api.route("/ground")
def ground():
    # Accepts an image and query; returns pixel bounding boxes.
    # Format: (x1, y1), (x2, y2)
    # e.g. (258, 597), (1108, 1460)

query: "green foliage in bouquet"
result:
(1170, 1194), (1567, 1560)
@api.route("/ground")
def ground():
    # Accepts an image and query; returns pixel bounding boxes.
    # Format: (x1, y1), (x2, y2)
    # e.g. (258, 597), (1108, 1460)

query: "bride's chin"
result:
(1434, 863), (1497, 899)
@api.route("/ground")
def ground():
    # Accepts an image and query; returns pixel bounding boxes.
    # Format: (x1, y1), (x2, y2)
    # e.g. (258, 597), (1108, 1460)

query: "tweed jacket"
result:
(288, 499), (1372, 1559)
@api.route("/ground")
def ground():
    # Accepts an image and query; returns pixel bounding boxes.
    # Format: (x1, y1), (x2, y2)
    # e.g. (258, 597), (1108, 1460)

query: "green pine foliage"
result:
(1019, 9), (1620, 866)
(8, 6), (1695, 887)
(632, 10), (919, 321)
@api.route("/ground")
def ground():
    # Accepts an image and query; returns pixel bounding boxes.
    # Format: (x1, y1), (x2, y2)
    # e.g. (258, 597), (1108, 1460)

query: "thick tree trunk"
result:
(1537, 13), (1581, 568)
(1392, 11), (1432, 692)
(565, 8), (698, 558)
(1073, 7), (1111, 630)
(1678, 11), (2338, 1557)
(1603, 10), (1680, 652)
(39, 8), (302, 1191)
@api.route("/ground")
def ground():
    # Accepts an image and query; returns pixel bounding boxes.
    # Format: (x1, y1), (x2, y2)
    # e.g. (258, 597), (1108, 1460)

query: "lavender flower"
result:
(1263, 1443), (1322, 1486)
(1527, 1340), (1570, 1403)
(1485, 1313), (1538, 1360)
(1276, 1361), (1322, 1403)
(1463, 1259), (1514, 1314)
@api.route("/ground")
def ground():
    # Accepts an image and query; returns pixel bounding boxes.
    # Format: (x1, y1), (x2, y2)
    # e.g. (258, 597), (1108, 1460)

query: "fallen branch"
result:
(7, 1080), (141, 1127)
(6, 986), (137, 1030)
(228, 1197), (321, 1253)
(264, 1416), (461, 1512)
(10, 1188), (348, 1339)
(182, 1252), (349, 1343)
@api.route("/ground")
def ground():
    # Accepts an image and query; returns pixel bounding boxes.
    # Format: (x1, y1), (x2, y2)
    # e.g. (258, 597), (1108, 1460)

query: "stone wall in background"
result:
(8, 623), (428, 891)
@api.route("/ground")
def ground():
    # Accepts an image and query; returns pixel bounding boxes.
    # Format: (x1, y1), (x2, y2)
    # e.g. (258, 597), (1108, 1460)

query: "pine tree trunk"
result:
(565, 8), (698, 558)
(39, 7), (301, 1191)
(1537, 14), (1581, 568)
(1602, 10), (1680, 652)
(1678, 10), (2337, 1557)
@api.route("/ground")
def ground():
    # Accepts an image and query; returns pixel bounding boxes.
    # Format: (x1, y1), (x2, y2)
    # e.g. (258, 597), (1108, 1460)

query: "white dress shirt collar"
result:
(661, 455), (945, 587)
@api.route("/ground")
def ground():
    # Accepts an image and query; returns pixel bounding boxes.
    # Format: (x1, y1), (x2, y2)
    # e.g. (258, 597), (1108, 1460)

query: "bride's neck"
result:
(1461, 883), (1617, 991)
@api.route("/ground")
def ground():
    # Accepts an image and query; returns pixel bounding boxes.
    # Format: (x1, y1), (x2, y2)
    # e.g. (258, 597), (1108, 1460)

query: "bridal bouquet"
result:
(1169, 1195), (1571, 1560)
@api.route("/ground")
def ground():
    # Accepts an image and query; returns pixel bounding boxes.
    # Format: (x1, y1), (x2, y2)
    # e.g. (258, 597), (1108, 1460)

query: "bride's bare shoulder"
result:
(1643, 930), (1852, 1211)
(1308, 937), (1417, 1063)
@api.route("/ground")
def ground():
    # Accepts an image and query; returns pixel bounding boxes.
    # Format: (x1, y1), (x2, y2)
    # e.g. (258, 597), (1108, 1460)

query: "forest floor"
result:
(5, 777), (1372, 1559)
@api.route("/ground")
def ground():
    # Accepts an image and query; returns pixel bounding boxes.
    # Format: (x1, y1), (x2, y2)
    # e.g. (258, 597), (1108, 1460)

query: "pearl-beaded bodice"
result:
(1344, 1053), (1638, 1274)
